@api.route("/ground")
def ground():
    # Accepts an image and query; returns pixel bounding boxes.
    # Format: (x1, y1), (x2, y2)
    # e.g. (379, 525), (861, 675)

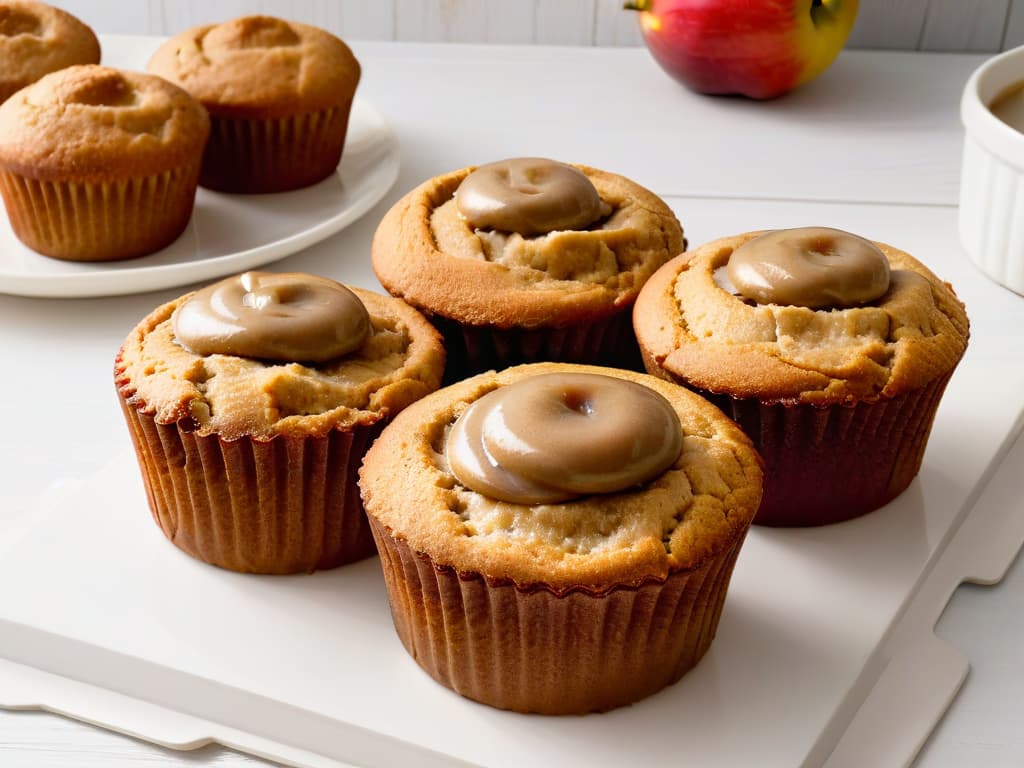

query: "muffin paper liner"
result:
(433, 307), (644, 384)
(698, 372), (955, 527)
(119, 397), (382, 574)
(0, 162), (200, 261)
(369, 518), (748, 714)
(200, 101), (352, 193)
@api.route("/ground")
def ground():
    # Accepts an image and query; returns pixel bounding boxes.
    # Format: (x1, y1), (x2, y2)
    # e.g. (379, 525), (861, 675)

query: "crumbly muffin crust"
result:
(147, 15), (360, 119)
(116, 287), (445, 441)
(634, 231), (970, 405)
(0, 1), (100, 102)
(360, 363), (762, 591)
(372, 165), (684, 329)
(0, 64), (209, 181)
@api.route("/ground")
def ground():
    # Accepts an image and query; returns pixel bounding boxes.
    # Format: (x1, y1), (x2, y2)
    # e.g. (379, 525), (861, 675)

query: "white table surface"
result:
(1, 38), (1022, 767)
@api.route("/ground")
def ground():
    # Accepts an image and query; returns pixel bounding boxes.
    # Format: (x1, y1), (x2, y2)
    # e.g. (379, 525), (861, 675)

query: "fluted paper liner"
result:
(200, 101), (352, 193)
(0, 161), (200, 261)
(702, 372), (955, 527)
(370, 518), (748, 714)
(433, 308), (644, 384)
(119, 397), (382, 574)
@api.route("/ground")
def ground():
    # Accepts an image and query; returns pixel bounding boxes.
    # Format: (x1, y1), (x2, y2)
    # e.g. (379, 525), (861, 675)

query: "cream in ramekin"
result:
(959, 45), (1024, 295)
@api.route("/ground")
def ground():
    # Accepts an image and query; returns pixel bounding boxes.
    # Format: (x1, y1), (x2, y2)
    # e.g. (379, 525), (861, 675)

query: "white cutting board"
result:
(0, 350), (1021, 768)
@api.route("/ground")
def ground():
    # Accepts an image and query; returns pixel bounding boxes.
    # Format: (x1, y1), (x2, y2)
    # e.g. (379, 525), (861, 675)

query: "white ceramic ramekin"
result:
(960, 45), (1024, 295)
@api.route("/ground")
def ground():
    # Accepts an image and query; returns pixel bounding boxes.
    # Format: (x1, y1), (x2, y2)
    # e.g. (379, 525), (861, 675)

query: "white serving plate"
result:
(0, 96), (399, 299)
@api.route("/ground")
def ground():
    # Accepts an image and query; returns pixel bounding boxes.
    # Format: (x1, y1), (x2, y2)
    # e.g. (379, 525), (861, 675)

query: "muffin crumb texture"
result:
(361, 364), (763, 591)
(117, 288), (444, 441)
(646, 235), (969, 404)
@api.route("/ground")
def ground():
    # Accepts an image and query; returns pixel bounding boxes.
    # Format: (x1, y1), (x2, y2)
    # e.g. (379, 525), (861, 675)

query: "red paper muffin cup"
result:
(200, 100), (353, 193)
(690, 372), (954, 527)
(369, 517), (748, 714)
(432, 307), (644, 383)
(119, 395), (382, 573)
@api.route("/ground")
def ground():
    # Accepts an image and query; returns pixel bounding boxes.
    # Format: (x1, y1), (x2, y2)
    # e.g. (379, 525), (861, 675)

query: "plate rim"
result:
(0, 96), (399, 300)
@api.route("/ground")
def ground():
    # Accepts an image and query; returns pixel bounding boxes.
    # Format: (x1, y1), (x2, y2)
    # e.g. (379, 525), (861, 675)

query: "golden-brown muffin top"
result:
(147, 15), (360, 119)
(0, 1), (100, 100)
(371, 163), (684, 328)
(359, 363), (763, 592)
(116, 284), (446, 441)
(634, 231), (970, 405)
(0, 64), (209, 180)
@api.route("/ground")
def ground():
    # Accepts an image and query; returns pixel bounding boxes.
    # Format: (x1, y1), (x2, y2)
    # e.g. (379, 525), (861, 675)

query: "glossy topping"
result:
(447, 372), (683, 504)
(991, 81), (1024, 134)
(726, 226), (891, 309)
(173, 271), (370, 363)
(454, 158), (610, 236)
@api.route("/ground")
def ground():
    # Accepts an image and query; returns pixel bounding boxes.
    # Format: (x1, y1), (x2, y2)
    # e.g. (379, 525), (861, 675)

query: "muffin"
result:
(634, 227), (970, 527)
(0, 1), (100, 104)
(372, 158), (684, 381)
(115, 271), (445, 574)
(148, 15), (360, 193)
(359, 362), (762, 714)
(0, 65), (209, 261)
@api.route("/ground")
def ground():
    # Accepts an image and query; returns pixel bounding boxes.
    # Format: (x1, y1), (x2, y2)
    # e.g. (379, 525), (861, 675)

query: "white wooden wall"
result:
(48, 0), (1024, 51)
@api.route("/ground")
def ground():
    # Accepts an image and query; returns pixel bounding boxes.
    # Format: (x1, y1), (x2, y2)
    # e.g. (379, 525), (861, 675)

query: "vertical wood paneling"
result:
(335, 0), (395, 40)
(533, 0), (593, 46)
(595, 0), (643, 47)
(40, 0), (1024, 51)
(482, 1), (534, 45)
(394, 0), (485, 43)
(846, 0), (929, 50)
(919, 0), (1012, 52)
(1006, 0), (1024, 48)
(55, 0), (160, 35)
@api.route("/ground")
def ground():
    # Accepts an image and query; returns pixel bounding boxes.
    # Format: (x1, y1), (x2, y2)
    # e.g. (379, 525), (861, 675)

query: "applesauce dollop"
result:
(726, 226), (891, 308)
(446, 372), (684, 504)
(172, 271), (370, 363)
(454, 157), (611, 236)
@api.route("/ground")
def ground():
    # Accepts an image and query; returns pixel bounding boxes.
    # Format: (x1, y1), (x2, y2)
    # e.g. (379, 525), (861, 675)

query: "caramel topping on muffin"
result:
(373, 163), (684, 328)
(447, 372), (683, 504)
(0, 1), (100, 102)
(360, 363), (762, 590)
(173, 271), (370, 363)
(455, 158), (611, 235)
(635, 230), (970, 405)
(117, 279), (444, 441)
(0, 64), (210, 180)
(726, 227), (891, 308)
(147, 15), (360, 118)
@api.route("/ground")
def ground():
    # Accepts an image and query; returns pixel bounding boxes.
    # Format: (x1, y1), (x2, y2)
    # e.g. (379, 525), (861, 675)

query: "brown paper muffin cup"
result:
(369, 517), (748, 714)
(0, 162), (201, 261)
(119, 396), (383, 574)
(687, 372), (955, 527)
(432, 307), (644, 384)
(200, 101), (353, 193)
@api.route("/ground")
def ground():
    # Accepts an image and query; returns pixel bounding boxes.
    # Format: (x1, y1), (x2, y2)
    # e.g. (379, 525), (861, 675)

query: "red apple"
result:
(625, 0), (859, 99)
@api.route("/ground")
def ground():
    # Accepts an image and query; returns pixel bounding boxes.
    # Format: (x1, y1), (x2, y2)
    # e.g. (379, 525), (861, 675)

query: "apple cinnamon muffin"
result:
(0, 65), (208, 261)
(116, 271), (445, 574)
(0, 1), (100, 104)
(372, 158), (684, 380)
(360, 362), (762, 714)
(634, 227), (970, 526)
(148, 15), (360, 193)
